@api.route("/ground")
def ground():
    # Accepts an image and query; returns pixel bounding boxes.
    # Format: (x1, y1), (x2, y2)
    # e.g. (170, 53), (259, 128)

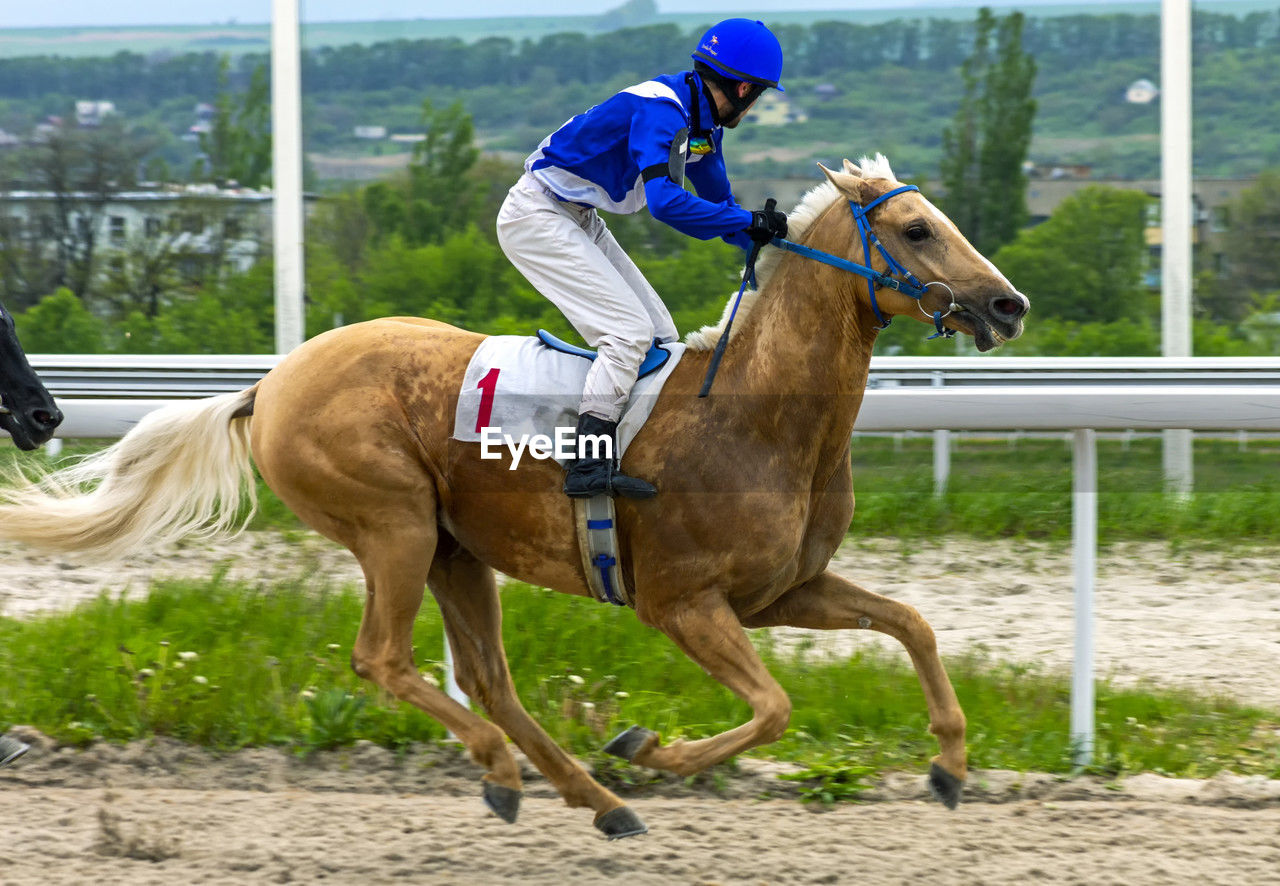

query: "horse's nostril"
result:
(992, 297), (1024, 319)
(32, 409), (61, 428)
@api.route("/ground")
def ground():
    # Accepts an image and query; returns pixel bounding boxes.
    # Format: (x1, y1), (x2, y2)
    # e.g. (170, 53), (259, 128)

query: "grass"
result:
(2, 574), (1277, 786)
(847, 434), (1280, 542)
(4, 433), (1277, 543)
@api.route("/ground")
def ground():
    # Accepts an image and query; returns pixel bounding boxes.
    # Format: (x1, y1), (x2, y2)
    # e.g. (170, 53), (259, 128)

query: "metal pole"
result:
(442, 634), (470, 732)
(1071, 429), (1097, 766)
(932, 372), (949, 497)
(1161, 0), (1193, 495)
(271, 0), (305, 355)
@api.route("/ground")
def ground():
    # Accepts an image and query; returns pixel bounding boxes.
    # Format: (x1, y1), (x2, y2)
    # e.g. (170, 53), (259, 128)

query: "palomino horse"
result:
(0, 156), (1027, 834)
(0, 299), (62, 451)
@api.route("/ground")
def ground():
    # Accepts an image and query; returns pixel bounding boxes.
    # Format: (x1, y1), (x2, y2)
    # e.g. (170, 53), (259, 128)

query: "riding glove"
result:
(746, 208), (788, 245)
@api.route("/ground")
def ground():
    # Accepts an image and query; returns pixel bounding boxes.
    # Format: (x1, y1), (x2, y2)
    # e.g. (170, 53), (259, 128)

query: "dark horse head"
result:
(0, 301), (62, 450)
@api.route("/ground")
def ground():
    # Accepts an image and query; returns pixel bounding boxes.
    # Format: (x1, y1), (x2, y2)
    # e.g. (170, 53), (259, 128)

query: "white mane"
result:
(684, 154), (897, 350)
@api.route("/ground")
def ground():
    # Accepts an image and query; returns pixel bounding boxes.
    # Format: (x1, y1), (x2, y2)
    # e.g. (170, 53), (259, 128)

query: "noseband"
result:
(771, 185), (957, 340)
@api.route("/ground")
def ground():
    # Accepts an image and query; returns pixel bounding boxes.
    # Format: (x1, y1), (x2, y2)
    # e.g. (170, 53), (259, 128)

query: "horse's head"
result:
(0, 302), (62, 450)
(817, 156), (1029, 351)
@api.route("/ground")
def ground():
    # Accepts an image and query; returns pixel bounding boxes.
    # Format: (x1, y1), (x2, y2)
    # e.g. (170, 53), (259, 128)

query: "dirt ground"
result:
(2, 533), (1279, 884)
(3, 729), (1280, 886)
(3, 532), (1278, 708)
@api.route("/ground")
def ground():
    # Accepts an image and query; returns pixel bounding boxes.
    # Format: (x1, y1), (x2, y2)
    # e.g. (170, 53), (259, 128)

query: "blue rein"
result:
(770, 184), (955, 340)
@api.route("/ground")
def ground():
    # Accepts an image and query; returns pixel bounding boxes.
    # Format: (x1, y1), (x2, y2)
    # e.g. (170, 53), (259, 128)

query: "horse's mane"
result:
(684, 153), (896, 351)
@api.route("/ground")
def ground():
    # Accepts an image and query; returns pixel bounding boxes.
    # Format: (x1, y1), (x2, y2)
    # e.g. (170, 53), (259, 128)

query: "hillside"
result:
(3, 0), (1276, 58)
(1, 6), (1277, 183)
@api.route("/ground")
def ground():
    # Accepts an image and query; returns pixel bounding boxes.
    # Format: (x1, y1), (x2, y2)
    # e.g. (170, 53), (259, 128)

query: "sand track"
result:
(3, 533), (1279, 884)
(2, 732), (1280, 885)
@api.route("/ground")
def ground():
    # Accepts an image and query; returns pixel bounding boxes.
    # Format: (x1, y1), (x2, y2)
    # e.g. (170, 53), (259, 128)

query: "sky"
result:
(6, 0), (1115, 30)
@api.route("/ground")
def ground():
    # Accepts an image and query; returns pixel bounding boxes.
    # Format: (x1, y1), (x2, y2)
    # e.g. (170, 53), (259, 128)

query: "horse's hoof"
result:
(603, 725), (656, 762)
(594, 805), (648, 840)
(482, 781), (522, 824)
(0, 736), (29, 768)
(927, 762), (964, 810)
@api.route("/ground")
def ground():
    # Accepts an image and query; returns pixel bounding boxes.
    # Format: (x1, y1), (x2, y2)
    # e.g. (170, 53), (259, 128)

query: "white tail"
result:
(0, 389), (257, 560)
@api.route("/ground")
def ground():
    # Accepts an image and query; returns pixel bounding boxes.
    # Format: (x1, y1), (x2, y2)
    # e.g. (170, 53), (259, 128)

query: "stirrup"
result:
(563, 458), (656, 500)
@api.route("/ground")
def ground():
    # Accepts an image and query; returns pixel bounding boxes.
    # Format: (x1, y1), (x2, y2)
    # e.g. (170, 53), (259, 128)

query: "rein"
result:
(771, 184), (957, 340)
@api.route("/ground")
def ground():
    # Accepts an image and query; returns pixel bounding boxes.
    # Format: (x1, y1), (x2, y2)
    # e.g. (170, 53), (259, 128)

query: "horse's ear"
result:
(819, 162), (872, 202)
(842, 158), (863, 176)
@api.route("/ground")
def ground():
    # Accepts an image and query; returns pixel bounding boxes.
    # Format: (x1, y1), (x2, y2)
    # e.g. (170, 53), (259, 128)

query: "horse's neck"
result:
(715, 236), (880, 454)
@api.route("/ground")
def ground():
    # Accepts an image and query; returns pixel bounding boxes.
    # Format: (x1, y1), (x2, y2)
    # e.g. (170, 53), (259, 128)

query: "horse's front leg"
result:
(741, 569), (967, 808)
(605, 593), (792, 777)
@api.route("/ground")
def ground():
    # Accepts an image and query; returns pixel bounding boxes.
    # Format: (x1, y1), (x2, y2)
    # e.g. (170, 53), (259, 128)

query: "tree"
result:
(404, 100), (481, 244)
(0, 117), (149, 308)
(940, 8), (1037, 256)
(13, 287), (104, 353)
(1221, 169), (1280, 299)
(990, 186), (1152, 324)
(194, 57), (272, 188)
(350, 100), (482, 249)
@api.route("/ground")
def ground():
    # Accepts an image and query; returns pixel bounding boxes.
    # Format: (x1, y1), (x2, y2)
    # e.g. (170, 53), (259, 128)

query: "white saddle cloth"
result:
(451, 334), (686, 466)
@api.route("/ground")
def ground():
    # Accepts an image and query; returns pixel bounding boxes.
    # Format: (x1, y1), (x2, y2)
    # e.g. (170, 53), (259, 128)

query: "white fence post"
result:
(932, 372), (949, 496)
(442, 636), (469, 740)
(271, 0), (306, 355)
(443, 637), (468, 709)
(1071, 429), (1097, 766)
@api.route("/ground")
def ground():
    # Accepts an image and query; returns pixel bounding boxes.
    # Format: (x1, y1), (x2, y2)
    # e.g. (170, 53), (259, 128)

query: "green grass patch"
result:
(3, 575), (1277, 784)
(6, 433), (1275, 541)
(849, 434), (1280, 542)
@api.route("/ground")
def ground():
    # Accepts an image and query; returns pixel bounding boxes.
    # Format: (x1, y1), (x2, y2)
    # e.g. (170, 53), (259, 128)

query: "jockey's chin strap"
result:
(771, 184), (957, 340)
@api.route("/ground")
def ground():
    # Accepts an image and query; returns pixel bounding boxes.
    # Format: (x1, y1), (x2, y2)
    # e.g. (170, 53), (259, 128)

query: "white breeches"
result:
(496, 173), (678, 422)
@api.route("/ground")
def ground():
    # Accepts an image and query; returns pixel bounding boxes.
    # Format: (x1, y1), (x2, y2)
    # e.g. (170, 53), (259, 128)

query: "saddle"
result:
(535, 329), (672, 379)
(451, 331), (687, 608)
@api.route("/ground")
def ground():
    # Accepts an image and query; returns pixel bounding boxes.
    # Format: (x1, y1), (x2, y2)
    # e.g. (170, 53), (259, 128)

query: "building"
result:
(0, 183), (314, 280)
(736, 172), (1256, 284)
(750, 92), (808, 127)
(1024, 175), (1255, 280)
(74, 101), (117, 127)
(1125, 78), (1159, 104)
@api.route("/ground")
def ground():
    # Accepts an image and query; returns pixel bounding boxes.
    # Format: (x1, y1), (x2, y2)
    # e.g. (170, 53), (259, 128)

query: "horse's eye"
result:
(905, 223), (930, 242)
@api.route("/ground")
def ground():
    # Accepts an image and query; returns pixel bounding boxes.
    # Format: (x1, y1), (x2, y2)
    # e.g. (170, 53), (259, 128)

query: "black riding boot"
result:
(563, 413), (657, 499)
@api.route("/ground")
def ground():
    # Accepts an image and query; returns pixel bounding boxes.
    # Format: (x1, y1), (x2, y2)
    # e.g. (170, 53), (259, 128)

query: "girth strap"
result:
(573, 496), (631, 607)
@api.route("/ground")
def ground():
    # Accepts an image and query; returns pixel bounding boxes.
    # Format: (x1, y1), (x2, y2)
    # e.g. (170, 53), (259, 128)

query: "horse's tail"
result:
(0, 387), (258, 560)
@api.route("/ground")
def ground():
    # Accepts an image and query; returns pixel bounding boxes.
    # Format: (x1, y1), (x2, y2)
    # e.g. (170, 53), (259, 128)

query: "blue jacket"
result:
(525, 71), (753, 250)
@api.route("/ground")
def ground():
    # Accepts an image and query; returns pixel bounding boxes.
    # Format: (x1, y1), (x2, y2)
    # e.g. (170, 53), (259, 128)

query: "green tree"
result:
(355, 101), (481, 248)
(1221, 169), (1280, 300)
(194, 57), (272, 188)
(13, 287), (105, 353)
(940, 8), (1037, 255)
(404, 100), (481, 244)
(116, 262), (275, 354)
(991, 186), (1152, 324)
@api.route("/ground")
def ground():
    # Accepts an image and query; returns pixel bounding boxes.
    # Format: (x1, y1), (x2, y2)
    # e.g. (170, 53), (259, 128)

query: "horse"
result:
(0, 299), (62, 451)
(0, 156), (1028, 835)
(0, 296), (62, 767)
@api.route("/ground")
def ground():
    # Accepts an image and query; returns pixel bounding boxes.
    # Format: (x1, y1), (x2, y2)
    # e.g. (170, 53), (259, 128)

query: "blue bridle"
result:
(770, 184), (956, 340)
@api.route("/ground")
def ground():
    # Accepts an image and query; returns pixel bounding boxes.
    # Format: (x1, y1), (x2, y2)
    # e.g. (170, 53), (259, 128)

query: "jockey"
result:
(497, 18), (789, 500)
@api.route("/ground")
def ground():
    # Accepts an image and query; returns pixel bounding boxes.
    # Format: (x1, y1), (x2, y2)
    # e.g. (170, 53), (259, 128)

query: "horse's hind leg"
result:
(347, 524), (524, 820)
(606, 594), (793, 777)
(427, 546), (647, 839)
(741, 569), (967, 808)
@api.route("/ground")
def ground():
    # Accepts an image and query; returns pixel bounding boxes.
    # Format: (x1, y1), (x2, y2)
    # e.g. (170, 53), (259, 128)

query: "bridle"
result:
(698, 184), (959, 398)
(771, 184), (958, 340)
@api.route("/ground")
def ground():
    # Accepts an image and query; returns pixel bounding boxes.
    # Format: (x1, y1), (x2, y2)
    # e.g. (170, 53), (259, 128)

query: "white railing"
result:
(18, 354), (1280, 762)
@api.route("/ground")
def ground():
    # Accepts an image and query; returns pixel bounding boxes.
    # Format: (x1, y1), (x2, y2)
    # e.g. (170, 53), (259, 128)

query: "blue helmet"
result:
(692, 19), (784, 92)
